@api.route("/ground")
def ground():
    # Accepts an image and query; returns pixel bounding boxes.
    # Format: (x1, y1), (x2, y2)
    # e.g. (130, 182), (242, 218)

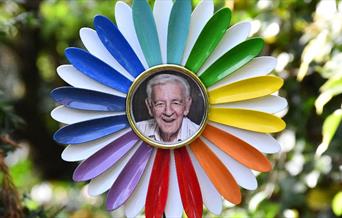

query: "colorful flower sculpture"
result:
(51, 0), (287, 217)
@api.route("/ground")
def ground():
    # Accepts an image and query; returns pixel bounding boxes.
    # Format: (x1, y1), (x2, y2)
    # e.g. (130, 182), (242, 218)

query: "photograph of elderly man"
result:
(136, 74), (199, 143)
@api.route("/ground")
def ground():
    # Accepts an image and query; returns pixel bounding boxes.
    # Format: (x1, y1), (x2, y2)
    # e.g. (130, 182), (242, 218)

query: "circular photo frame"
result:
(126, 65), (209, 149)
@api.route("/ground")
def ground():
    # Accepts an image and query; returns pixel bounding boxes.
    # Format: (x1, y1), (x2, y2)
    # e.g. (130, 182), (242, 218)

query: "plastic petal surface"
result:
(106, 142), (153, 210)
(132, 0), (162, 67)
(57, 65), (126, 97)
(53, 115), (129, 144)
(153, 0), (173, 64)
(209, 108), (286, 133)
(65, 48), (132, 93)
(51, 87), (126, 112)
(175, 147), (203, 218)
(79, 27), (134, 81)
(185, 8), (231, 73)
(167, 0), (191, 64)
(190, 139), (241, 204)
(145, 149), (170, 218)
(208, 76), (284, 104)
(72, 131), (139, 181)
(199, 38), (264, 87)
(94, 15), (144, 77)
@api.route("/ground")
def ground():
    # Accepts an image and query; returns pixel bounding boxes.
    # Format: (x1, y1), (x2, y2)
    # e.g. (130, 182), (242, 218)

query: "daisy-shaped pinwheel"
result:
(51, 0), (287, 217)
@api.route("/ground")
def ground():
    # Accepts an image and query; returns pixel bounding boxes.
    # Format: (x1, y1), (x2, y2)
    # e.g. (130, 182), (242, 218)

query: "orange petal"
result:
(203, 125), (272, 172)
(189, 138), (241, 204)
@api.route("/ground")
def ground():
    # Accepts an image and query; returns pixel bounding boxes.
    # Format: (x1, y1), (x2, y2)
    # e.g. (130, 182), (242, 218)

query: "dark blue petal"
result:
(51, 87), (126, 112)
(94, 15), (145, 77)
(53, 115), (129, 144)
(65, 48), (132, 93)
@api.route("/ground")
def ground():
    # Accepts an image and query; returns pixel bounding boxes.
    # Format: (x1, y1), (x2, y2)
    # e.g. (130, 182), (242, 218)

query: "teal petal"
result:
(167, 0), (192, 64)
(199, 38), (264, 87)
(185, 8), (231, 73)
(133, 0), (162, 67)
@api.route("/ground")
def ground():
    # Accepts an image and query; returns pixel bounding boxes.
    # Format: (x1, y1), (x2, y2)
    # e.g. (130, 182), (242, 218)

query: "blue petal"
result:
(53, 115), (129, 144)
(94, 15), (145, 77)
(167, 0), (191, 64)
(51, 87), (126, 112)
(132, 0), (162, 67)
(65, 48), (132, 93)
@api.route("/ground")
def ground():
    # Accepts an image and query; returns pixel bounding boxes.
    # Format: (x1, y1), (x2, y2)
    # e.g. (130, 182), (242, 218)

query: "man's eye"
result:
(155, 103), (165, 107)
(172, 102), (181, 105)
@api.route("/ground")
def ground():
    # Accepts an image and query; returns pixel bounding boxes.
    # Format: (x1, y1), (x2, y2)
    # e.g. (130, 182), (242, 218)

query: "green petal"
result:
(185, 8), (231, 73)
(167, 0), (192, 64)
(199, 38), (264, 87)
(132, 0), (162, 67)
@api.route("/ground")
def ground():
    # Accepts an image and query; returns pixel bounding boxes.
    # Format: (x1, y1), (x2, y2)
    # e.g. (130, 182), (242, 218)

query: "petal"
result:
(199, 38), (264, 87)
(175, 147), (203, 218)
(164, 151), (183, 218)
(208, 76), (284, 104)
(153, 0), (173, 64)
(87, 142), (140, 196)
(65, 48), (132, 93)
(208, 56), (277, 90)
(201, 137), (257, 190)
(209, 121), (281, 154)
(187, 147), (222, 215)
(198, 21), (251, 75)
(209, 108), (286, 133)
(115, 1), (148, 69)
(94, 15), (144, 78)
(211, 95), (288, 114)
(181, 0), (214, 65)
(145, 149), (170, 218)
(51, 106), (124, 125)
(189, 138), (241, 204)
(79, 27), (134, 81)
(124, 148), (156, 218)
(185, 8), (231, 73)
(167, 0), (191, 64)
(106, 142), (153, 210)
(57, 65), (126, 97)
(51, 87), (126, 112)
(61, 128), (131, 162)
(132, 0), (162, 67)
(53, 115), (129, 144)
(203, 125), (272, 172)
(72, 131), (139, 182)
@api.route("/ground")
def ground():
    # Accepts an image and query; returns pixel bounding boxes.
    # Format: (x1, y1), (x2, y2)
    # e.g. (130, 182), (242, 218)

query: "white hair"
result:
(146, 74), (191, 100)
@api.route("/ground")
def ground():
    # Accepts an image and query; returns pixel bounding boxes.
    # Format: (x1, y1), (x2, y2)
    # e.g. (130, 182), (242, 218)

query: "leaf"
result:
(332, 192), (342, 216)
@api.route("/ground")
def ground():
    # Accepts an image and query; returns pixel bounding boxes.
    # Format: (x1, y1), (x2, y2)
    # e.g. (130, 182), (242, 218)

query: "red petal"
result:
(145, 149), (170, 218)
(174, 147), (203, 218)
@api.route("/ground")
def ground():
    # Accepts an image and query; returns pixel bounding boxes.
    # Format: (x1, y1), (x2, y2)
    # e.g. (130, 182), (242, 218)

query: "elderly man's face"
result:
(146, 82), (192, 141)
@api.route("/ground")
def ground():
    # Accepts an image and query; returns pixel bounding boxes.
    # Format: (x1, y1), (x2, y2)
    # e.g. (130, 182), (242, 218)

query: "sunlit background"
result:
(0, 0), (341, 217)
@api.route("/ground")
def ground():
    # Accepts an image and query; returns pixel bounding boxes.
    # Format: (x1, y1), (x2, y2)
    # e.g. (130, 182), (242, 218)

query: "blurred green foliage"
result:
(0, 0), (341, 217)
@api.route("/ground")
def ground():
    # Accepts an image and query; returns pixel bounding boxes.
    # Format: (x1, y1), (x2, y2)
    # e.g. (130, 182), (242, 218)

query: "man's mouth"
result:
(162, 117), (175, 123)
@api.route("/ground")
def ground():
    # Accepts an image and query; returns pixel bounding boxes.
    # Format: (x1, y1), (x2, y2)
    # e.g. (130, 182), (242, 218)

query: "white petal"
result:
(51, 106), (125, 125)
(61, 128), (131, 162)
(153, 0), (173, 64)
(57, 65), (126, 97)
(208, 56), (277, 91)
(124, 148), (156, 218)
(115, 2), (148, 69)
(187, 147), (222, 215)
(87, 141), (141, 196)
(211, 95), (288, 114)
(201, 137), (257, 190)
(79, 28), (134, 81)
(198, 21), (251, 75)
(181, 0), (214, 65)
(208, 122), (281, 154)
(164, 151), (183, 218)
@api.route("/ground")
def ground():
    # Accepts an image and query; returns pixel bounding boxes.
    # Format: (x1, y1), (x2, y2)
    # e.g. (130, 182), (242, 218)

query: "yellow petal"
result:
(209, 108), (286, 133)
(208, 76), (283, 104)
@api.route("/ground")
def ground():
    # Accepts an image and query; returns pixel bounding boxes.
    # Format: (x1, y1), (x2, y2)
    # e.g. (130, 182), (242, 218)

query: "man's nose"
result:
(164, 103), (174, 116)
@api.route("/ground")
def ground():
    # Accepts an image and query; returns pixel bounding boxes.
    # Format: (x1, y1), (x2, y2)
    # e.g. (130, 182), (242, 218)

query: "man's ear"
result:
(183, 97), (192, 116)
(145, 98), (153, 117)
